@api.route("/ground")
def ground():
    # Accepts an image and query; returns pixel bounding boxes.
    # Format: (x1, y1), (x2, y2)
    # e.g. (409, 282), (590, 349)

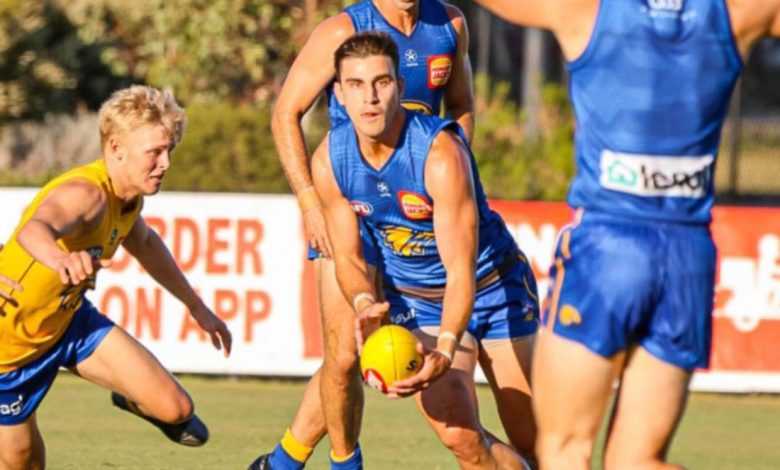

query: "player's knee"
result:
(438, 427), (489, 464)
(0, 436), (44, 470)
(537, 432), (592, 470)
(155, 388), (194, 424)
(323, 349), (359, 377)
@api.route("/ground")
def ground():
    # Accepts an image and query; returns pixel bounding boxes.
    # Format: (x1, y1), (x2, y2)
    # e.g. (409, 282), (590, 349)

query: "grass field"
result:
(37, 373), (780, 469)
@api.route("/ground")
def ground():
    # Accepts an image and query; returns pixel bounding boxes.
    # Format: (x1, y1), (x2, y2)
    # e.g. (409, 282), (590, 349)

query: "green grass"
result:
(36, 373), (780, 469)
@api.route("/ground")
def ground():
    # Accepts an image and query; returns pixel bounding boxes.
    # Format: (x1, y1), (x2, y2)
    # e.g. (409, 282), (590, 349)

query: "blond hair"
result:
(98, 85), (185, 150)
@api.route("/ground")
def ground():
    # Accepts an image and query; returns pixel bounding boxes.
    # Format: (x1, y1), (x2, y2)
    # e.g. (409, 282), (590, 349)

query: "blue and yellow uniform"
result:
(329, 0), (458, 125)
(310, 0), (459, 261)
(0, 159), (140, 424)
(330, 112), (538, 340)
(545, 0), (741, 369)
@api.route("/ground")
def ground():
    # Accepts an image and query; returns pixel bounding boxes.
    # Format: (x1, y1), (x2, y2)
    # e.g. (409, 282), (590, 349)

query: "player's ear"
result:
(107, 136), (122, 160)
(334, 80), (345, 106)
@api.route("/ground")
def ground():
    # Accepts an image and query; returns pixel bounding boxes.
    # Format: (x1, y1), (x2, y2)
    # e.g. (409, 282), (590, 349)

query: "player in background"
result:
(474, 0), (780, 468)
(0, 85), (232, 470)
(313, 31), (538, 470)
(251, 1), (474, 469)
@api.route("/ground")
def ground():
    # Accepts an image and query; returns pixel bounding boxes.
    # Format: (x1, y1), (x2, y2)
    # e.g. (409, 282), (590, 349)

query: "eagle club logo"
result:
(349, 201), (373, 216)
(427, 54), (453, 89)
(398, 191), (432, 220)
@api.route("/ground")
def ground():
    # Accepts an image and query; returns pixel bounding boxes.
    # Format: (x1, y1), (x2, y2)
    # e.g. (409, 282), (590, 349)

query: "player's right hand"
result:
(388, 342), (452, 397)
(302, 205), (333, 259)
(0, 273), (22, 314)
(355, 301), (390, 354)
(55, 251), (112, 285)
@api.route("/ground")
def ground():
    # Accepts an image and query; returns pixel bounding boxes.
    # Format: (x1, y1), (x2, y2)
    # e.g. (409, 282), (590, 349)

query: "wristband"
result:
(436, 331), (458, 362)
(352, 291), (376, 312)
(436, 348), (453, 363)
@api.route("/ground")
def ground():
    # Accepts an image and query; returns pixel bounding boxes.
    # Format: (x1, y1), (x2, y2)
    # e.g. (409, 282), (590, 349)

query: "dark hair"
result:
(334, 31), (400, 81)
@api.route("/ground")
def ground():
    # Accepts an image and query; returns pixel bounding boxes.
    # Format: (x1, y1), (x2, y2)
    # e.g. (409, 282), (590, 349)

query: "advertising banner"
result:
(1, 189), (778, 392)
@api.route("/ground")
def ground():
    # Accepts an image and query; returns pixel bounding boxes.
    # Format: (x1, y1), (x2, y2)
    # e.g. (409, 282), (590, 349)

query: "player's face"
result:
(117, 123), (175, 196)
(388, 0), (418, 12)
(336, 55), (402, 140)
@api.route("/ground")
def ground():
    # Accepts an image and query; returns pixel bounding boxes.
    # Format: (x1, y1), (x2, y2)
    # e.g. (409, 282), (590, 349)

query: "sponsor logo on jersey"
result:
(377, 181), (391, 198)
(401, 100), (434, 115)
(559, 305), (582, 326)
(404, 49), (419, 66)
(0, 394), (23, 417)
(427, 54), (453, 89)
(391, 308), (416, 325)
(600, 150), (713, 198)
(381, 225), (435, 256)
(398, 191), (433, 220)
(350, 201), (373, 216)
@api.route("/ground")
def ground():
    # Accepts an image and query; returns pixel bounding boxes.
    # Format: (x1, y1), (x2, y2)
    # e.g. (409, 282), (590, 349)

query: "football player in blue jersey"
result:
(250, 1), (475, 469)
(476, 1), (780, 469)
(311, 31), (539, 470)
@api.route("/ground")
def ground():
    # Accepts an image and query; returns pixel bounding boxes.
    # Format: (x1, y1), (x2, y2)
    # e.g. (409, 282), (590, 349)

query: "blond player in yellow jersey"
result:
(0, 85), (232, 470)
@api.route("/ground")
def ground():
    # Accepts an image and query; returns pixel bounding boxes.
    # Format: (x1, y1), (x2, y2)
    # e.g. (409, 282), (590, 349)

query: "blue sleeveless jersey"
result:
(329, 112), (517, 289)
(566, 0), (742, 223)
(328, 0), (458, 126)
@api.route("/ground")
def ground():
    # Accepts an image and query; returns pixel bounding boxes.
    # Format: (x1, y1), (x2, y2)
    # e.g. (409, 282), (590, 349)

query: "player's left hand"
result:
(387, 342), (452, 398)
(190, 302), (233, 357)
(354, 301), (390, 354)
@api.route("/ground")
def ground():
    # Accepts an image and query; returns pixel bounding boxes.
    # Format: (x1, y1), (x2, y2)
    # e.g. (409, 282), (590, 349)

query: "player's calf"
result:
(111, 392), (208, 447)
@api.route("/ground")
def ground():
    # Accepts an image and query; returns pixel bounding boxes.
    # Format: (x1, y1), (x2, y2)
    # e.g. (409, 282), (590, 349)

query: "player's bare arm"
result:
(16, 180), (111, 285)
(271, 13), (355, 258)
(311, 136), (389, 345)
(123, 216), (232, 356)
(728, 0), (780, 58)
(443, 4), (476, 143)
(390, 130), (478, 396)
(475, 0), (599, 60)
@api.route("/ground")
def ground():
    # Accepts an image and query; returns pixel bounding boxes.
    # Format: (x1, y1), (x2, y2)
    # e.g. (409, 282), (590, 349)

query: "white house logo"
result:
(600, 150), (713, 198)
(404, 49), (418, 65)
(0, 394), (23, 416)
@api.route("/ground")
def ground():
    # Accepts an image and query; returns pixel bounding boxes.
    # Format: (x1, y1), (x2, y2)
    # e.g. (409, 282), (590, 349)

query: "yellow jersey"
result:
(0, 159), (143, 373)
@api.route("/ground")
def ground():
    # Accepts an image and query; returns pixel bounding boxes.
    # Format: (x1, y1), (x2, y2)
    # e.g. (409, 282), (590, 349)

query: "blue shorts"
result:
(307, 219), (379, 265)
(387, 253), (540, 341)
(0, 300), (114, 425)
(543, 210), (716, 371)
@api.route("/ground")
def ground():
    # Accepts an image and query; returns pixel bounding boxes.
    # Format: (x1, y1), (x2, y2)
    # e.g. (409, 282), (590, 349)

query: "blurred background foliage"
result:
(0, 0), (777, 200)
(0, 0), (598, 200)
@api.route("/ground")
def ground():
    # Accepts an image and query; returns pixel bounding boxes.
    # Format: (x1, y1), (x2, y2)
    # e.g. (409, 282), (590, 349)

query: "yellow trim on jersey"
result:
(546, 257), (566, 331)
(522, 274), (538, 302)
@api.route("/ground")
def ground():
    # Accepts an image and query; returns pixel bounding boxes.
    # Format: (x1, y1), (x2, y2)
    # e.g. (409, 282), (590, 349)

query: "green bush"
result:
(164, 103), (288, 193)
(471, 75), (574, 201)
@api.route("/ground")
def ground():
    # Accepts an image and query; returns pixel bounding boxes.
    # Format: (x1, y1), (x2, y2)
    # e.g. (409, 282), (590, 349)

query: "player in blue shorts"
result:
(476, 1), (780, 468)
(251, 1), (475, 469)
(0, 86), (232, 469)
(312, 32), (538, 470)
